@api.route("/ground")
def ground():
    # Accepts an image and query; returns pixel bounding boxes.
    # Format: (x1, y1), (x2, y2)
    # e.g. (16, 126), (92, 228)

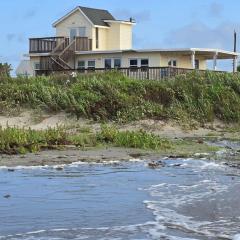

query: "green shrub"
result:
(0, 125), (170, 154)
(1, 71), (240, 124)
(0, 63), (11, 77)
(98, 125), (171, 150)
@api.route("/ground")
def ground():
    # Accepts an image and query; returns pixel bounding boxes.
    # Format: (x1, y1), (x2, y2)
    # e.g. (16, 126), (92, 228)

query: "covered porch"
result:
(135, 48), (239, 72)
(189, 48), (239, 72)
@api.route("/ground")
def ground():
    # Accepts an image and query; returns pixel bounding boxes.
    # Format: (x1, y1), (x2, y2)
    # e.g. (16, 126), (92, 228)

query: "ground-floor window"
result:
(130, 59), (138, 67)
(78, 61), (85, 69)
(114, 59), (121, 68)
(141, 59), (149, 71)
(104, 59), (112, 69)
(34, 62), (40, 70)
(88, 60), (96, 70)
(104, 58), (121, 69)
(129, 59), (138, 72)
(141, 59), (149, 67)
(195, 59), (200, 69)
(168, 59), (177, 67)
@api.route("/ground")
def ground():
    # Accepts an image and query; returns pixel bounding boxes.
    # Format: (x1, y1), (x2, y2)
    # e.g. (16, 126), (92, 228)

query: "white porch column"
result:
(191, 51), (195, 69)
(233, 56), (238, 73)
(213, 52), (218, 71)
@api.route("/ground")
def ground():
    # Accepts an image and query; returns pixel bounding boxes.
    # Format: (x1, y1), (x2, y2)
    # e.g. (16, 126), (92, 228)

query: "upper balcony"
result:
(29, 37), (92, 54)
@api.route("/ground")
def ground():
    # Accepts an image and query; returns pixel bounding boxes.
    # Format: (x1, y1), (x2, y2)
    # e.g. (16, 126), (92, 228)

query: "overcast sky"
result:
(0, 0), (239, 72)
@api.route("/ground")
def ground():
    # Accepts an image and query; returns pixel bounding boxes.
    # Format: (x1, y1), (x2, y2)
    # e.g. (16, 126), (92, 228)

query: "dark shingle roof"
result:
(79, 6), (115, 26)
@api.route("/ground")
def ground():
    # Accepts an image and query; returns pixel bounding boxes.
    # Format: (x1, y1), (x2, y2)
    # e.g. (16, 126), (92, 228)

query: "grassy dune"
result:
(0, 71), (239, 155)
(1, 71), (240, 125)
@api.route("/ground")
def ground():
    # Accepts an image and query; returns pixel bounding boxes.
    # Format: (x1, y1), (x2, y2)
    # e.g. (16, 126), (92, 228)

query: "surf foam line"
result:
(0, 222), (157, 239)
(0, 158), (143, 171)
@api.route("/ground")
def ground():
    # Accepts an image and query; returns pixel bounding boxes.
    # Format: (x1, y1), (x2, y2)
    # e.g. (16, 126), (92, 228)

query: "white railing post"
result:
(191, 51), (195, 69)
(233, 56), (238, 73)
(213, 52), (218, 71)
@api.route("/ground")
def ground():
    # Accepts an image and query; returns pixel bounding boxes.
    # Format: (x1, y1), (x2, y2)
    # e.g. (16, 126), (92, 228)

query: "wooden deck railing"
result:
(75, 37), (92, 51)
(29, 37), (69, 53)
(35, 66), (226, 79)
(29, 37), (92, 53)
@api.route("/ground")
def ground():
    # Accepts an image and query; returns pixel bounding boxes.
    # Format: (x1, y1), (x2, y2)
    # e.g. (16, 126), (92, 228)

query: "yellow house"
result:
(26, 6), (239, 77)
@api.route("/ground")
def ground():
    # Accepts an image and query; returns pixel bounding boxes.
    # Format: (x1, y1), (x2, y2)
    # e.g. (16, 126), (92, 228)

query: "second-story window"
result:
(78, 27), (86, 37)
(96, 28), (99, 49)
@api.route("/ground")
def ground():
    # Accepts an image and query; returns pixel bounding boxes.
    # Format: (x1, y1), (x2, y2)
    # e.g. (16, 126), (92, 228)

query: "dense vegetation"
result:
(0, 125), (170, 154)
(1, 71), (240, 124)
(0, 63), (11, 77)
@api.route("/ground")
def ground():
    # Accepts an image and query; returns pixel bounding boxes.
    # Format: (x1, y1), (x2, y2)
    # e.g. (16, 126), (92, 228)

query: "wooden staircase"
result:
(37, 37), (93, 73)
(50, 38), (75, 70)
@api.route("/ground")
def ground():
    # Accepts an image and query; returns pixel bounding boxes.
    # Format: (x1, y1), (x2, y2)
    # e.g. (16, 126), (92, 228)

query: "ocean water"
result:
(0, 156), (240, 240)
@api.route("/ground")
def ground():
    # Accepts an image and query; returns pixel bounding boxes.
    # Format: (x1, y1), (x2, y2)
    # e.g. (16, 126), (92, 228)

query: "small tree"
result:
(0, 63), (11, 77)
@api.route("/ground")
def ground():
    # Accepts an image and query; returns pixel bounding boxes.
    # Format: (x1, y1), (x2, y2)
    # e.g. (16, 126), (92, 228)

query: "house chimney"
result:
(234, 30), (237, 53)
(130, 17), (135, 23)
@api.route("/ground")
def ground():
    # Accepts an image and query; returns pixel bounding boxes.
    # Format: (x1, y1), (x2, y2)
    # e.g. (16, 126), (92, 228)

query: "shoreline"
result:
(0, 141), (225, 168)
(1, 111), (240, 168)
(0, 147), (158, 168)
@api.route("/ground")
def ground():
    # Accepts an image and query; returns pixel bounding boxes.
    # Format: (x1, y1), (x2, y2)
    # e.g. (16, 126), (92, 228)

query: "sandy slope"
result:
(0, 111), (89, 130)
(0, 110), (230, 139)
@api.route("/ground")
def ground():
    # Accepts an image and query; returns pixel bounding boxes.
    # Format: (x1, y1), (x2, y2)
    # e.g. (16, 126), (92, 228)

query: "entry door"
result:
(70, 28), (77, 41)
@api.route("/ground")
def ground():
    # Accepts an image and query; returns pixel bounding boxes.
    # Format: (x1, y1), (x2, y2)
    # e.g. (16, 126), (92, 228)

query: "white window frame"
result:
(34, 62), (40, 70)
(77, 60), (85, 68)
(87, 60), (96, 69)
(140, 58), (149, 72)
(69, 27), (87, 40)
(140, 59), (149, 67)
(113, 58), (121, 68)
(104, 58), (112, 69)
(168, 59), (177, 67)
(103, 58), (122, 69)
(129, 59), (138, 68)
(195, 59), (200, 69)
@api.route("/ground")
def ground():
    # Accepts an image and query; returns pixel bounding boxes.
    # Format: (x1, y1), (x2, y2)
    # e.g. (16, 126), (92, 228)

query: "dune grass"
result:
(98, 125), (171, 150)
(1, 71), (240, 124)
(0, 125), (171, 154)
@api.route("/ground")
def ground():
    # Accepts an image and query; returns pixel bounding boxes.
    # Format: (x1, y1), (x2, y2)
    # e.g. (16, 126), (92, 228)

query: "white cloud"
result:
(209, 1), (224, 18)
(164, 21), (239, 50)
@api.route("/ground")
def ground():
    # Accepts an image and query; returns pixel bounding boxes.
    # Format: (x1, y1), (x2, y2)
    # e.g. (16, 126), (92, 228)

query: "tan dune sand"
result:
(0, 110), (231, 139)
